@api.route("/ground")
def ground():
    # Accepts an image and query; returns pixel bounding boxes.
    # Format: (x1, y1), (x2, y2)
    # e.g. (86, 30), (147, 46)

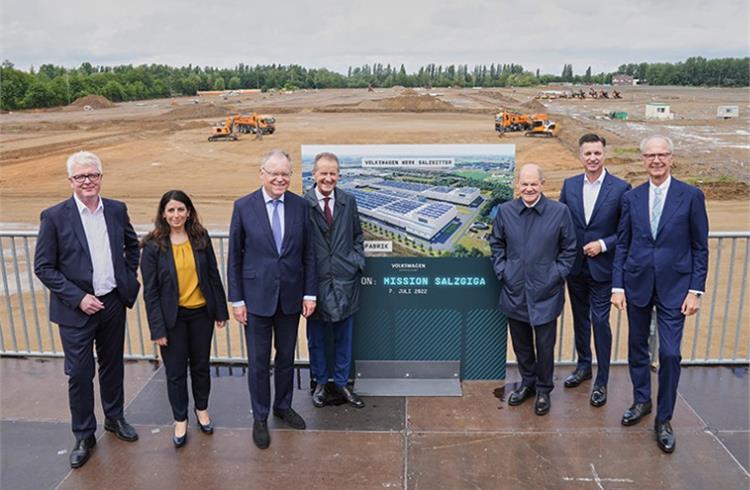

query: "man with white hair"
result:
(612, 135), (709, 453)
(489, 163), (577, 416)
(34, 151), (141, 468)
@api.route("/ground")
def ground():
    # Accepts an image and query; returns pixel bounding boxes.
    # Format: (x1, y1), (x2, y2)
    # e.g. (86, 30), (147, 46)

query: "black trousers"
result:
(508, 317), (557, 394)
(58, 290), (126, 441)
(245, 306), (299, 421)
(159, 306), (214, 422)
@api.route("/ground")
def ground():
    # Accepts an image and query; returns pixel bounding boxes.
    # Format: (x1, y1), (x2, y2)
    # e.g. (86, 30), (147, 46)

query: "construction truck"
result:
(525, 118), (558, 138)
(207, 113), (276, 141)
(495, 111), (557, 137)
(235, 113), (276, 134)
(208, 117), (238, 141)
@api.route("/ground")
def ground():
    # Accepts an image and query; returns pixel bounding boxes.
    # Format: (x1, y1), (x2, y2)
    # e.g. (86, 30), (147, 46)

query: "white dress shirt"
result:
(583, 170), (608, 252)
(73, 194), (116, 296)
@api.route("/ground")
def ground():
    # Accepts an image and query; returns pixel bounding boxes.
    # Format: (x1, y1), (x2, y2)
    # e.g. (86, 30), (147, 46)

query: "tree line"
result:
(1, 56), (747, 111)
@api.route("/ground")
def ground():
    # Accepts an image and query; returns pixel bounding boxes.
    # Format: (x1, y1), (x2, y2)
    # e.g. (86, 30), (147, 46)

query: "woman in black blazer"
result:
(141, 190), (228, 447)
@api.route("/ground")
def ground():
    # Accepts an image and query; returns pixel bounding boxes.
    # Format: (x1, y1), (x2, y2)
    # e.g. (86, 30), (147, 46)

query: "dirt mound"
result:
(696, 181), (749, 200)
(400, 88), (419, 96)
(69, 95), (115, 109)
(520, 99), (547, 113)
(159, 103), (232, 120)
(361, 94), (455, 112)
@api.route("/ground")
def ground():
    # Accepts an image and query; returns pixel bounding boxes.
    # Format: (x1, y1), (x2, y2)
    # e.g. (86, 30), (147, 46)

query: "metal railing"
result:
(1, 231), (748, 366)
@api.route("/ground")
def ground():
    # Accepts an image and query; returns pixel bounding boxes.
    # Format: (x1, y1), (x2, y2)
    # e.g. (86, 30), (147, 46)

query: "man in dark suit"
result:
(612, 135), (709, 453)
(34, 151), (140, 469)
(559, 134), (631, 407)
(227, 150), (317, 449)
(490, 163), (577, 416)
(304, 152), (366, 409)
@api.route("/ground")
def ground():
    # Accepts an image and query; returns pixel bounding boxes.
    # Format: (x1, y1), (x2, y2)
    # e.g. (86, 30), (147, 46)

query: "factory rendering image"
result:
(347, 179), (480, 241)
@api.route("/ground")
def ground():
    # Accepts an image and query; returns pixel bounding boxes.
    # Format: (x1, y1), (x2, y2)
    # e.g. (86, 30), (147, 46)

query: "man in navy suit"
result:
(227, 150), (317, 449)
(612, 135), (708, 453)
(34, 151), (140, 469)
(559, 134), (631, 407)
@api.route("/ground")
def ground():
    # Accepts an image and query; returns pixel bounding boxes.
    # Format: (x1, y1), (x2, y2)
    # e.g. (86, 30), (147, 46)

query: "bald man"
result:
(489, 164), (577, 416)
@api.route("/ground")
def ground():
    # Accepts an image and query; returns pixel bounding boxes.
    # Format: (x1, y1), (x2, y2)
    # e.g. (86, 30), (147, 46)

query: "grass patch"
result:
(611, 147), (640, 156)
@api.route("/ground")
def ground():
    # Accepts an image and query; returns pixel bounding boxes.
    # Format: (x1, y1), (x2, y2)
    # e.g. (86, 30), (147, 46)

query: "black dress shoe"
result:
(252, 420), (270, 449)
(335, 385), (365, 409)
(312, 384), (327, 408)
(590, 385), (607, 407)
(508, 385), (536, 406)
(69, 435), (96, 468)
(173, 424), (188, 448)
(564, 369), (593, 388)
(194, 409), (214, 434)
(655, 420), (676, 453)
(273, 408), (306, 430)
(534, 392), (551, 416)
(104, 418), (139, 442)
(621, 401), (652, 426)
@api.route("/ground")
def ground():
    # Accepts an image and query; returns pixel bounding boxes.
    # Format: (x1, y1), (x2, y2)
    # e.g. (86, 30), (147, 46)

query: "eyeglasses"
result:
(643, 152), (672, 161)
(69, 173), (102, 183)
(262, 168), (292, 179)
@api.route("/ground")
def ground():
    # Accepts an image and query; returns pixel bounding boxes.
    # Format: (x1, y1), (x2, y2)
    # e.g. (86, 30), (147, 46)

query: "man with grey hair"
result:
(612, 135), (708, 453)
(489, 163), (576, 416)
(227, 149), (317, 449)
(34, 151), (141, 468)
(304, 152), (366, 409)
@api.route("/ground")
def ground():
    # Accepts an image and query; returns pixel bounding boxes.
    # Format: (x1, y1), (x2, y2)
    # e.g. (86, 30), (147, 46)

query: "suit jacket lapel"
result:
(166, 242), (178, 287)
(588, 174), (612, 224)
(102, 199), (121, 267)
(569, 176), (586, 226)
(67, 197), (92, 262)
(635, 184), (651, 239)
(656, 179), (684, 238)
(281, 192), (294, 253)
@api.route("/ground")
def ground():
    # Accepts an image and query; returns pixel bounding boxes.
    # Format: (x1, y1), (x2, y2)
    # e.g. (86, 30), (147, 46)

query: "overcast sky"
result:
(2, 0), (748, 75)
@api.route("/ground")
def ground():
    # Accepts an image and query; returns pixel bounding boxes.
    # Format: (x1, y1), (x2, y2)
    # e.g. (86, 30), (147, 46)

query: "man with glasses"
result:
(34, 151), (141, 468)
(227, 149), (317, 449)
(611, 135), (708, 453)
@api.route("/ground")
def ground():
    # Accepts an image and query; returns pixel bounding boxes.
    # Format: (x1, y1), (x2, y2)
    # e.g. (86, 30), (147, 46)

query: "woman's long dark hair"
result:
(140, 190), (209, 251)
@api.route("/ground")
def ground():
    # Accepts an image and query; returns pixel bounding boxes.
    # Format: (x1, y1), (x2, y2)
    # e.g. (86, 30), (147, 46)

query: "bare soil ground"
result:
(2, 86), (748, 229)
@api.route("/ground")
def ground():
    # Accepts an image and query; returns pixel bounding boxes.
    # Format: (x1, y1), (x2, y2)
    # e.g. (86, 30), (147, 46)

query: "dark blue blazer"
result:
(612, 178), (709, 309)
(34, 197), (140, 327)
(227, 189), (317, 316)
(140, 237), (229, 340)
(559, 171), (631, 282)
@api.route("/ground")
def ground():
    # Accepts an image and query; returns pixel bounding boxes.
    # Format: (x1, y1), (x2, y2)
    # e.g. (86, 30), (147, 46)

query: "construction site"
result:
(1, 85), (748, 230)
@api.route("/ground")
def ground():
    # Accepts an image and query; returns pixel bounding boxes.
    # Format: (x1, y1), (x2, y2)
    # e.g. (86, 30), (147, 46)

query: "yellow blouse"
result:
(171, 240), (206, 308)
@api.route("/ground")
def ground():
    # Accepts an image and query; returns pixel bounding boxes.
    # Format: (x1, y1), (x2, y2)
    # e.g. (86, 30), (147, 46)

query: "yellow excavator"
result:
(525, 118), (558, 138)
(208, 117), (238, 142)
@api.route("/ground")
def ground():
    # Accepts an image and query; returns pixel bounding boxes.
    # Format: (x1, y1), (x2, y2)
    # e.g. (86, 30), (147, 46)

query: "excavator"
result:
(208, 117), (238, 142)
(495, 111), (558, 138)
(207, 113), (276, 141)
(525, 118), (558, 138)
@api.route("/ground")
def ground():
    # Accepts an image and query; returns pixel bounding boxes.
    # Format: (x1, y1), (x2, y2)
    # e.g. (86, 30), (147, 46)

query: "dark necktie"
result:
(323, 197), (333, 227)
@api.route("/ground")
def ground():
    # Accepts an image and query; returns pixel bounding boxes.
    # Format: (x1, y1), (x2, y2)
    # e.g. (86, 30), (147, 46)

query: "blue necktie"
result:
(271, 199), (282, 254)
(650, 187), (663, 239)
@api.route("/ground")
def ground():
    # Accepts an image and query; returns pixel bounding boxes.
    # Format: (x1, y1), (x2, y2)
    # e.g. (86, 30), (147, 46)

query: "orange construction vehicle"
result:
(208, 117), (238, 141)
(235, 113), (276, 134)
(495, 111), (555, 136)
(525, 118), (558, 138)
